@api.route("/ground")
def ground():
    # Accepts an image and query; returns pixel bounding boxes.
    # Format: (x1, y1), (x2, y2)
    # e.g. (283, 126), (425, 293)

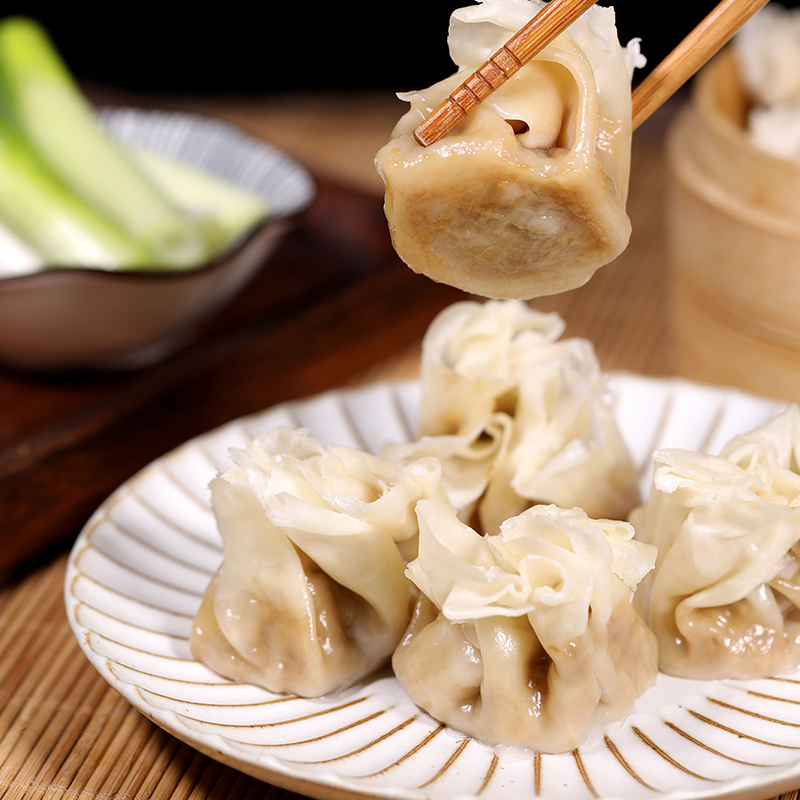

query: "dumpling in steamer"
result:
(375, 0), (645, 300)
(630, 405), (800, 680)
(190, 426), (448, 697)
(392, 500), (658, 753)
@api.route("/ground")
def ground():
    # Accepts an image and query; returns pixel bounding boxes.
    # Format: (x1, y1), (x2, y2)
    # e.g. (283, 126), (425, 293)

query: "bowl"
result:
(666, 48), (800, 402)
(0, 108), (315, 372)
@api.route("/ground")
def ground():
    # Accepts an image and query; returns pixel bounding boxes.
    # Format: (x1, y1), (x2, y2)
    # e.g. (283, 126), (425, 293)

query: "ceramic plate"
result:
(64, 373), (800, 800)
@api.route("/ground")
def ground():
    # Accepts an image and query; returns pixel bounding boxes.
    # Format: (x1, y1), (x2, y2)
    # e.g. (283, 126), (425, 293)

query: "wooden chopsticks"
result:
(631, 0), (769, 129)
(413, 0), (597, 147)
(414, 0), (770, 146)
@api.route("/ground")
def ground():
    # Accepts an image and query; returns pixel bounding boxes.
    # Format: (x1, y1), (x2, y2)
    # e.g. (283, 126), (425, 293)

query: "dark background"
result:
(3, 1), (798, 94)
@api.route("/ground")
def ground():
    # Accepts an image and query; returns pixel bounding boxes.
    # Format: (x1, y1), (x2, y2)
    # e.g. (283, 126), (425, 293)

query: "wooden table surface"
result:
(1, 88), (798, 800)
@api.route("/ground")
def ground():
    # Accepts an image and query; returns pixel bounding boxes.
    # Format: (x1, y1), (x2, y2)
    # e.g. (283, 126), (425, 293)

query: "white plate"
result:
(64, 373), (800, 800)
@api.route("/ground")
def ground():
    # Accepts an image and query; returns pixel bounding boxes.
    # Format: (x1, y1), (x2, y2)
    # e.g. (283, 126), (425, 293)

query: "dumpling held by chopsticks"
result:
(375, 0), (645, 300)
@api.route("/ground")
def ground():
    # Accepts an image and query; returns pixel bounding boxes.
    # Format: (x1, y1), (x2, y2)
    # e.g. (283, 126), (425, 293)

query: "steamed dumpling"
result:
(190, 426), (448, 696)
(375, 0), (645, 299)
(383, 299), (640, 532)
(392, 500), (658, 753)
(630, 405), (800, 680)
(735, 3), (800, 108)
(735, 4), (800, 159)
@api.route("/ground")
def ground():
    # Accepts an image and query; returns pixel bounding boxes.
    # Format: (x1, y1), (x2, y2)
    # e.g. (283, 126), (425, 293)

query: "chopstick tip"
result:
(413, 126), (436, 148)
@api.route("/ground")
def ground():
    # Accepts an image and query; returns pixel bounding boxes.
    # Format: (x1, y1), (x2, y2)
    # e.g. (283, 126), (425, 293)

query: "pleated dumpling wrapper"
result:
(375, 0), (645, 300)
(393, 500), (658, 753)
(735, 3), (800, 158)
(630, 405), (800, 680)
(190, 425), (448, 697)
(382, 299), (640, 533)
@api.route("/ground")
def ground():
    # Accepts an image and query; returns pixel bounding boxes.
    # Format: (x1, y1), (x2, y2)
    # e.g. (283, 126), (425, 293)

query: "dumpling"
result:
(630, 405), (800, 680)
(383, 412), (515, 527)
(735, 3), (800, 109)
(374, 0), (645, 300)
(392, 500), (658, 753)
(416, 297), (567, 436)
(190, 425), (448, 697)
(383, 299), (640, 532)
(734, 4), (800, 159)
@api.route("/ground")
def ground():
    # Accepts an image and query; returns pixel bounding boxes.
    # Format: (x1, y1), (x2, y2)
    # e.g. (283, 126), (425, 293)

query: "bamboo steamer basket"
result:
(666, 47), (800, 403)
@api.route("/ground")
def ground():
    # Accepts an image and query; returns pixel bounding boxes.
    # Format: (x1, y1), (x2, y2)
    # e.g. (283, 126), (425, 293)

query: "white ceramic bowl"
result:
(0, 108), (315, 371)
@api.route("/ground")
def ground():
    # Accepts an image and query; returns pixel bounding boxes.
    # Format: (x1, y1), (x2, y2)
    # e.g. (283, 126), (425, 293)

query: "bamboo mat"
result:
(2, 90), (799, 800)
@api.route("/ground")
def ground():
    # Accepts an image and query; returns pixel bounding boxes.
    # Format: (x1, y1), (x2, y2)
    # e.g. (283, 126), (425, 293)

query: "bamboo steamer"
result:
(666, 47), (800, 403)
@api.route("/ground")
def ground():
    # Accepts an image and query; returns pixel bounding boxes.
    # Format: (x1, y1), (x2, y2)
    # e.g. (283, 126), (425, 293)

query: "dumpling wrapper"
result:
(383, 300), (640, 531)
(630, 405), (800, 680)
(735, 3), (800, 108)
(734, 4), (800, 159)
(190, 426), (448, 697)
(393, 500), (658, 753)
(375, 0), (644, 299)
(382, 412), (514, 525)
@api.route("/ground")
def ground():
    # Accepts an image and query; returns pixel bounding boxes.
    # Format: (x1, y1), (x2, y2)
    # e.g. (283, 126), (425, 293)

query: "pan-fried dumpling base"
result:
(375, 0), (643, 300)
(190, 426), (447, 697)
(393, 501), (658, 753)
(630, 405), (800, 680)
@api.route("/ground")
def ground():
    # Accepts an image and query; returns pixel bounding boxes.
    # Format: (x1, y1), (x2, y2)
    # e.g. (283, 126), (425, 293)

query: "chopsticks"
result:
(414, 0), (770, 147)
(631, 0), (769, 129)
(413, 0), (597, 147)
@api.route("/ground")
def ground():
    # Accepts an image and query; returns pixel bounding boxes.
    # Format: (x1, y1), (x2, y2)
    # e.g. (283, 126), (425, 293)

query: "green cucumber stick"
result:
(0, 17), (213, 267)
(0, 113), (151, 267)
